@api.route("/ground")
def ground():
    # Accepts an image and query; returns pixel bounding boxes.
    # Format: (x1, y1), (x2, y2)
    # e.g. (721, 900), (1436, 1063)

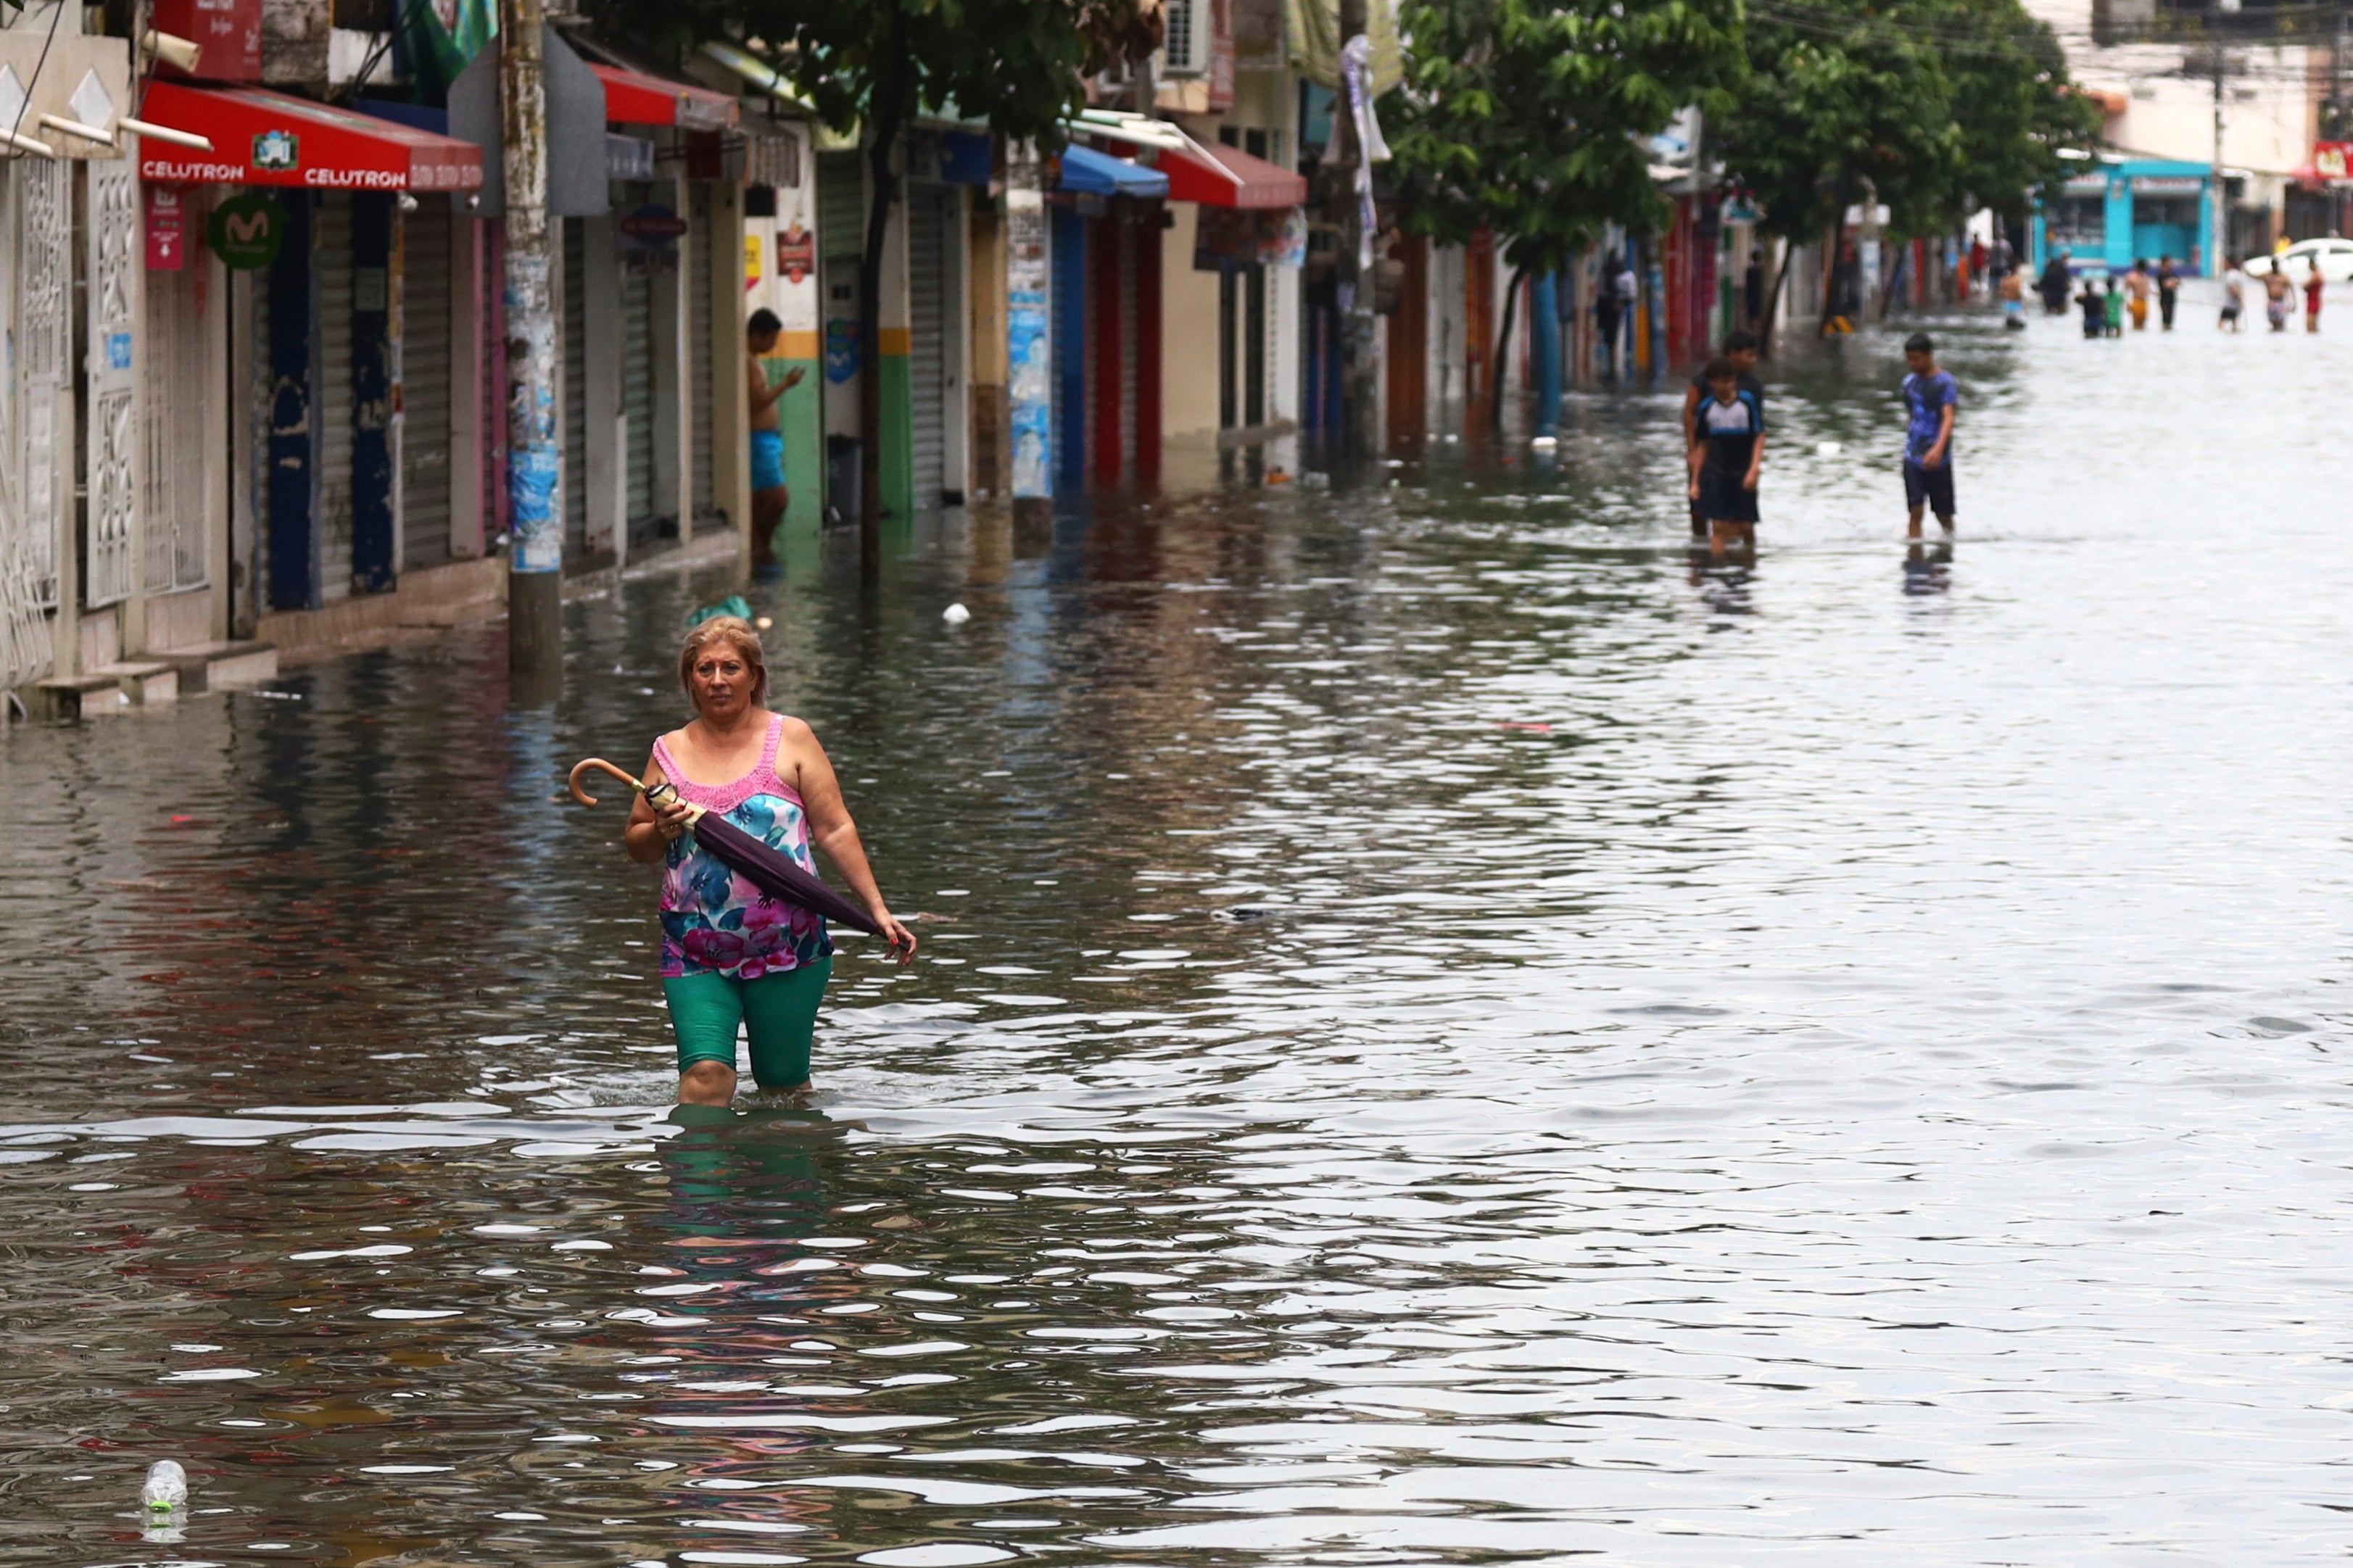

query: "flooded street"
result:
(9, 304), (2353, 1565)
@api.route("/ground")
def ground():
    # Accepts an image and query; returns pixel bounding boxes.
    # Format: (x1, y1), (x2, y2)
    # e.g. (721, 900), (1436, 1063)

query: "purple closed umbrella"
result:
(570, 758), (882, 936)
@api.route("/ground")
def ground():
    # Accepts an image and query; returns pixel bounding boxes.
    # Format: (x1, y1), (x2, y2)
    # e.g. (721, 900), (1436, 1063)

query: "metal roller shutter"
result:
(819, 153), (862, 260)
(316, 194), (355, 602)
(624, 262), (655, 529)
(690, 186), (716, 522)
(909, 186), (945, 512)
(142, 233), (209, 593)
(563, 217), (587, 557)
(1119, 215), (1138, 475)
(402, 198), (454, 571)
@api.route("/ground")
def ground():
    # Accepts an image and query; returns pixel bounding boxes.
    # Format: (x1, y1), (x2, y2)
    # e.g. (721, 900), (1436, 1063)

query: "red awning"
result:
(1150, 139), (1307, 210)
(590, 64), (738, 131)
(136, 82), (482, 191)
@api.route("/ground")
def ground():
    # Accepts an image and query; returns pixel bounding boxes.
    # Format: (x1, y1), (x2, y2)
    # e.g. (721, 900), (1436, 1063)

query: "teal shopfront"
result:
(2031, 159), (2216, 277)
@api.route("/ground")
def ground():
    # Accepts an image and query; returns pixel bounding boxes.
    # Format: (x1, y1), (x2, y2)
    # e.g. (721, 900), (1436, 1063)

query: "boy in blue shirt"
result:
(1899, 333), (1956, 539)
(1687, 357), (1765, 559)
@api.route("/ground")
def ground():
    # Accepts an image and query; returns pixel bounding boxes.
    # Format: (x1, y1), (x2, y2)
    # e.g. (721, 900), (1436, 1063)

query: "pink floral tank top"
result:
(654, 714), (833, 980)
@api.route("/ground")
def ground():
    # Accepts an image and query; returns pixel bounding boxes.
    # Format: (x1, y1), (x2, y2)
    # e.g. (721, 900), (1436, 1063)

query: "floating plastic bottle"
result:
(140, 1460), (188, 1512)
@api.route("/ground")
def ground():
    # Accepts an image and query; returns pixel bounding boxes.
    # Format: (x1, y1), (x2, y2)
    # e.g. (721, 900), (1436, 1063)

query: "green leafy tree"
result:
(593, 0), (1155, 537)
(1936, 0), (2102, 227)
(1386, 0), (1746, 421)
(1719, 0), (2096, 339)
(1714, 0), (1965, 336)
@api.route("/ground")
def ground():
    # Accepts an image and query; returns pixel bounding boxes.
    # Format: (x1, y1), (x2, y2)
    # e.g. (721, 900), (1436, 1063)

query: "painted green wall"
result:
(878, 350), (914, 523)
(777, 357), (824, 541)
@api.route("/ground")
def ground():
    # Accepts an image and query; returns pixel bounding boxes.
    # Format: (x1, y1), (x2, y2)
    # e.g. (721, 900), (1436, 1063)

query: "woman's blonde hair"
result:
(678, 616), (769, 710)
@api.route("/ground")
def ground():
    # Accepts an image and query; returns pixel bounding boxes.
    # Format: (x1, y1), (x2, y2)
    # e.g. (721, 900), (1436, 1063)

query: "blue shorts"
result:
(1697, 469), (1758, 524)
(750, 429), (786, 492)
(1903, 458), (1956, 518)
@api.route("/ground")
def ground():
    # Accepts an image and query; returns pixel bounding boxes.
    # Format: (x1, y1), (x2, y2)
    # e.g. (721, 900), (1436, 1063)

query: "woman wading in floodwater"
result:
(626, 617), (915, 1104)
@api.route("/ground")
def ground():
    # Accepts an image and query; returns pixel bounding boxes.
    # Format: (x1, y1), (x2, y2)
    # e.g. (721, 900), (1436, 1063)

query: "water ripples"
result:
(4, 312), (2353, 1563)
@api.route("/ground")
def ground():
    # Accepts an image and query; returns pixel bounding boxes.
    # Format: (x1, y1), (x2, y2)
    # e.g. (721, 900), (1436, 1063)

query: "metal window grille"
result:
(1165, 0), (1199, 72)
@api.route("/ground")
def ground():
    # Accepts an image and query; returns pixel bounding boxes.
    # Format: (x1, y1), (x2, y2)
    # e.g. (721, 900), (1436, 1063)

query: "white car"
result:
(2243, 238), (2353, 281)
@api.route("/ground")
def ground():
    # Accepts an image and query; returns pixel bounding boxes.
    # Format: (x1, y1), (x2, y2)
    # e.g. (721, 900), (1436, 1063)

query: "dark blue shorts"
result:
(1697, 470), (1758, 525)
(1903, 459), (1955, 518)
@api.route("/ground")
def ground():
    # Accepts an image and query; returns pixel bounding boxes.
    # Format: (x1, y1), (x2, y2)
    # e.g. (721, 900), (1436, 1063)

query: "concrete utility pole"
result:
(501, 0), (562, 679)
(1336, 0), (1378, 460)
(2211, 45), (2226, 270)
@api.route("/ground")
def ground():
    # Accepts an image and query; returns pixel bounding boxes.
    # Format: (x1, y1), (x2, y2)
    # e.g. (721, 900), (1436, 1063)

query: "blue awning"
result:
(1058, 144), (1167, 199)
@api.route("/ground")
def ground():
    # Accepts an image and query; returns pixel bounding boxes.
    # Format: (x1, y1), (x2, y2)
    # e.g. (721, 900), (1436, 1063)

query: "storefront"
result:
(1085, 117), (1302, 465)
(808, 128), (985, 523)
(136, 82), (485, 614)
(552, 57), (739, 564)
(740, 119), (823, 539)
(2032, 159), (2215, 276)
(1048, 146), (1168, 489)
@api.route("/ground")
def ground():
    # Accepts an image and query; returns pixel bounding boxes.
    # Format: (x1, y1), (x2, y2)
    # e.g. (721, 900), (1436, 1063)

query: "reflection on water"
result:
(6, 312), (2353, 1564)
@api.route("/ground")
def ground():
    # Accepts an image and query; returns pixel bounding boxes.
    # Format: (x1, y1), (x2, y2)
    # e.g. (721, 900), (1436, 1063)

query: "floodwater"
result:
(5, 296), (2352, 1567)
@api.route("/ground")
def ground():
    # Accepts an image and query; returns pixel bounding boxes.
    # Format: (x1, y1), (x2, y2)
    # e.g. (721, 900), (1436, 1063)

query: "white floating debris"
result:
(1816, 441), (1843, 455)
(1530, 435), (1558, 449)
(160, 1368), (262, 1382)
(140, 1460), (187, 1512)
(940, 602), (971, 625)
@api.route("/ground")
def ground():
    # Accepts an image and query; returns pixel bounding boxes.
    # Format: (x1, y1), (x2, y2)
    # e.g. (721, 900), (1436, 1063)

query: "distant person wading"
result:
(2039, 250), (2073, 314)
(747, 309), (806, 580)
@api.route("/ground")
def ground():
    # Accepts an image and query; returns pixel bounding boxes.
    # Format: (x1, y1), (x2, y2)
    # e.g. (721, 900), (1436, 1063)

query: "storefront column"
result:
(969, 191), (1007, 497)
(875, 180), (914, 526)
(777, 206), (824, 539)
(450, 215), (487, 560)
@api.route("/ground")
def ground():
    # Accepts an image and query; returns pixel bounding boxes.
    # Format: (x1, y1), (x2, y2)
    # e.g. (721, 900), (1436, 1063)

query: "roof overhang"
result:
(137, 81), (481, 189)
(589, 63), (737, 131)
(1059, 144), (1167, 199)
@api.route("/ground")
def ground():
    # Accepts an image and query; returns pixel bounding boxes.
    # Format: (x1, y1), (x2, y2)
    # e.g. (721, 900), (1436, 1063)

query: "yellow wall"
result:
(1162, 202), (1225, 438)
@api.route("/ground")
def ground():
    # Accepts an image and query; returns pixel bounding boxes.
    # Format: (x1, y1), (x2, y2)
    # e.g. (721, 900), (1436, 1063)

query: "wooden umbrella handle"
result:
(568, 758), (647, 808)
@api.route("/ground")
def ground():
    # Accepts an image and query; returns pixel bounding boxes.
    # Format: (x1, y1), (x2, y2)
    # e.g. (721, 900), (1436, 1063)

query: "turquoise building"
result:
(2030, 158), (2217, 276)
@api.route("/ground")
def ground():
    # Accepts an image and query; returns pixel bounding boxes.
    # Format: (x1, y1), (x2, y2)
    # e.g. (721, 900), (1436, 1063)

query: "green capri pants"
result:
(662, 957), (832, 1087)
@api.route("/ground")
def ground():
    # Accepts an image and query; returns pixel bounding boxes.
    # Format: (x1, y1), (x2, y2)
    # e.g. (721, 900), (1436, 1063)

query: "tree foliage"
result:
(595, 0), (1154, 149)
(1385, 0), (1747, 276)
(1938, 0), (2102, 223)
(1713, 0), (1964, 246)
(1715, 0), (2097, 244)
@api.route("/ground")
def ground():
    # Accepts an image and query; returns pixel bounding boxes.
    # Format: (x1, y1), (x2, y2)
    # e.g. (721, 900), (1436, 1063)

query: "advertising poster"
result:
(1006, 179), (1052, 501)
